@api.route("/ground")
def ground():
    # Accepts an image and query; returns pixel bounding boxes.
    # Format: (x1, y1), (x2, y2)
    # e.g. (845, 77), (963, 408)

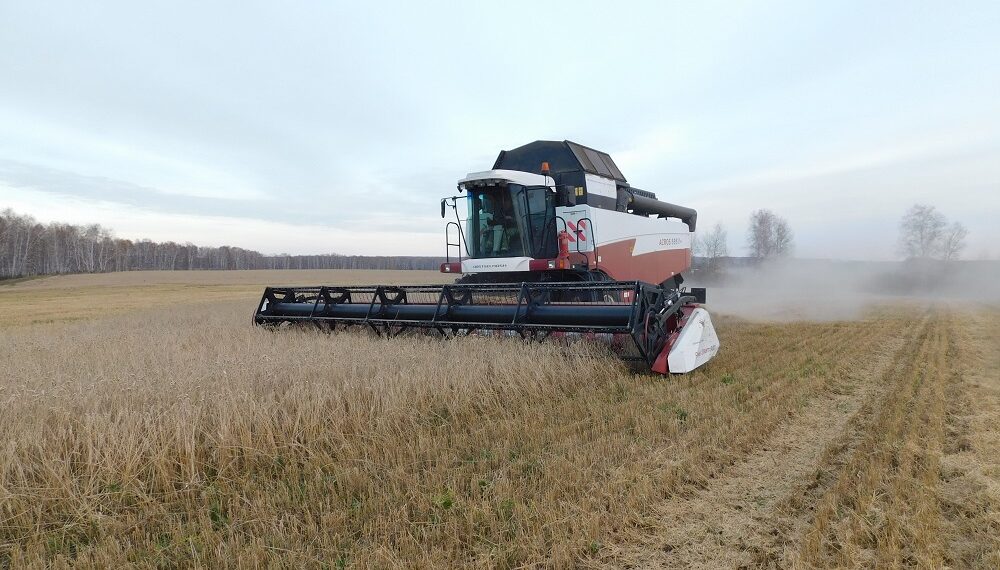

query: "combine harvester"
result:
(254, 140), (719, 374)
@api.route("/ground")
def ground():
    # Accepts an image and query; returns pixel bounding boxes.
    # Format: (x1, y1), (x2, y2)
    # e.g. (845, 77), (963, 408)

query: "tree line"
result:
(0, 209), (441, 280)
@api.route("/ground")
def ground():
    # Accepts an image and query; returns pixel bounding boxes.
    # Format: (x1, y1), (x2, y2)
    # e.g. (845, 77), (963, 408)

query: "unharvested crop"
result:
(0, 271), (996, 568)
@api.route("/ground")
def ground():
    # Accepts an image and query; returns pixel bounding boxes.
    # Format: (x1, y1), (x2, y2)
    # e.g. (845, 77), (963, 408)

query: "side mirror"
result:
(440, 199), (447, 218)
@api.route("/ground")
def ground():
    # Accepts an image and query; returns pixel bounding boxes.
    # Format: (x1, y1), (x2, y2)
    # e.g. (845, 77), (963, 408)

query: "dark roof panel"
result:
(567, 143), (596, 173)
(492, 140), (627, 183)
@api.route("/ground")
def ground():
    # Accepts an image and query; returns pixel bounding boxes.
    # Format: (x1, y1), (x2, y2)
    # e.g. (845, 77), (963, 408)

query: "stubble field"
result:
(1, 270), (997, 568)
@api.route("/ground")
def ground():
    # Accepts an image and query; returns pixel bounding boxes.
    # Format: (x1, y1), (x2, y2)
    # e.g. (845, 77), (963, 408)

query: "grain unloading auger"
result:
(254, 140), (720, 374)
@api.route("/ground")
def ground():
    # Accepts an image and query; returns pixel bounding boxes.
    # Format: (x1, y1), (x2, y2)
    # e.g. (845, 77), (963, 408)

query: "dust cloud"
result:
(691, 259), (1000, 322)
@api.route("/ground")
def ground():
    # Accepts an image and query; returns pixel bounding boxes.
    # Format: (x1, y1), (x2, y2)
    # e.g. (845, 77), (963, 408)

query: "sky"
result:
(1, 0), (998, 260)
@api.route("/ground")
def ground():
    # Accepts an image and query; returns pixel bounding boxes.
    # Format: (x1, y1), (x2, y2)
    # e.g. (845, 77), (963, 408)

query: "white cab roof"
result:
(458, 169), (551, 188)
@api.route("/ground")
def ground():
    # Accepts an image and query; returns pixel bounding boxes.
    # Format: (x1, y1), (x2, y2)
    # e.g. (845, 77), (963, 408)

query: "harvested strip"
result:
(591, 311), (921, 569)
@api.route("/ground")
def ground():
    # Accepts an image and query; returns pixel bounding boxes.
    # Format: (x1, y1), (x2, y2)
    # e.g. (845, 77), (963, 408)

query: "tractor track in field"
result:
(784, 308), (958, 567)
(595, 311), (929, 569)
(936, 307), (1000, 568)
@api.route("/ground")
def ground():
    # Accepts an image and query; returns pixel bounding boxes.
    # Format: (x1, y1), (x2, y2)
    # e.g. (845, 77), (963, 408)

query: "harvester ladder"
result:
(573, 216), (597, 269)
(445, 221), (465, 264)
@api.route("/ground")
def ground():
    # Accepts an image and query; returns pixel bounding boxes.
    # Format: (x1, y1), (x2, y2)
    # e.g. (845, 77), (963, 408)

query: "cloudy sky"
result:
(2, 1), (998, 259)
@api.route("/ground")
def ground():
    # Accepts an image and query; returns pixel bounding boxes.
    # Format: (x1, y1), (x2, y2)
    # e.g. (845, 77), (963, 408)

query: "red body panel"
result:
(583, 239), (692, 284)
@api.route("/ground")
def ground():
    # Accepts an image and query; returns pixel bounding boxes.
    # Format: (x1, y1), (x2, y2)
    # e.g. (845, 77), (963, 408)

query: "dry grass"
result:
(782, 306), (1000, 569)
(0, 271), (996, 568)
(0, 270), (441, 327)
(940, 307), (1000, 567)
(5, 270), (443, 291)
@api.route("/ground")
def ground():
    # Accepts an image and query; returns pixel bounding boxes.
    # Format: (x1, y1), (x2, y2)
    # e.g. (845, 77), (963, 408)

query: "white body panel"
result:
(667, 308), (720, 373)
(555, 205), (692, 254)
(459, 169), (550, 188)
(461, 256), (533, 273)
(583, 173), (617, 198)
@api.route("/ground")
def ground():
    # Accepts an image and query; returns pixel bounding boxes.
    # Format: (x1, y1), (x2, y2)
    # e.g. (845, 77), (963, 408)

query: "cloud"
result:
(0, 160), (440, 236)
(0, 183), (442, 256)
(1, 1), (999, 260)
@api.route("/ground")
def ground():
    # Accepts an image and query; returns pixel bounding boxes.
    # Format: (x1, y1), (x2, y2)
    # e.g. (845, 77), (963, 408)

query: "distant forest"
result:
(0, 209), (442, 280)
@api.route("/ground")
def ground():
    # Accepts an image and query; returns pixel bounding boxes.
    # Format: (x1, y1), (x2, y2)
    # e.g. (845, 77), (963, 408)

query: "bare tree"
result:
(746, 209), (793, 259)
(691, 233), (704, 257)
(701, 222), (729, 272)
(940, 222), (968, 261)
(897, 204), (971, 261)
(773, 219), (793, 256)
(898, 204), (946, 259)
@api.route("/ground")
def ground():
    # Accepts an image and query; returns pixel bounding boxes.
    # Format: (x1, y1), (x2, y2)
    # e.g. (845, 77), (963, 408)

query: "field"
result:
(1, 270), (998, 568)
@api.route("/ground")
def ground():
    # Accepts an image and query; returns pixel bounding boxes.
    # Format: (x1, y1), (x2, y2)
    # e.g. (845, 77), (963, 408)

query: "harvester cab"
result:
(442, 171), (560, 270)
(255, 140), (720, 375)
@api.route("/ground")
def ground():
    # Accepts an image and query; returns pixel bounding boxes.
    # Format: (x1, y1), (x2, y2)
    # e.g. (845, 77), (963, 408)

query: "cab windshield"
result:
(466, 184), (557, 259)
